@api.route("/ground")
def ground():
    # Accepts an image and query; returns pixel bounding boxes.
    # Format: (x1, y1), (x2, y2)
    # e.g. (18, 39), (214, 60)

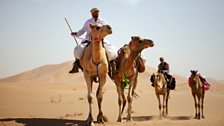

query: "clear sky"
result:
(0, 0), (224, 80)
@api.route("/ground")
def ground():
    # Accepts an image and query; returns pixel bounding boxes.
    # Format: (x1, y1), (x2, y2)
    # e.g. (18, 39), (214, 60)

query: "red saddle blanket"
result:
(188, 77), (210, 91)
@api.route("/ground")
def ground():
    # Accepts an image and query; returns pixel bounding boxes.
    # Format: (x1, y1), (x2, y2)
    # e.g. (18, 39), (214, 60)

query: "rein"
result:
(91, 28), (103, 96)
(96, 64), (101, 96)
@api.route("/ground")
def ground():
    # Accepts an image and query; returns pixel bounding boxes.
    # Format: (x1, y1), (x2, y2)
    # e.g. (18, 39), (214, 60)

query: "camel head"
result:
(190, 70), (198, 76)
(190, 70), (200, 82)
(89, 24), (112, 41)
(129, 36), (154, 52)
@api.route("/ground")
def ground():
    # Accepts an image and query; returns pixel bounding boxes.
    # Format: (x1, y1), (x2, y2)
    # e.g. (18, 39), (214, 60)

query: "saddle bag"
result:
(150, 74), (155, 87)
(203, 82), (210, 91)
(136, 57), (145, 73)
(167, 77), (176, 90)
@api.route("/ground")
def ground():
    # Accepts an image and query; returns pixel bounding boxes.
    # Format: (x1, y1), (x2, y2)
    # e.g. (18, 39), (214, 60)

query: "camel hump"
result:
(116, 44), (130, 70)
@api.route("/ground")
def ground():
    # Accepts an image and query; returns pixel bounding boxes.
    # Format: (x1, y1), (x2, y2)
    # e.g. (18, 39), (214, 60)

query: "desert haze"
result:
(0, 61), (224, 126)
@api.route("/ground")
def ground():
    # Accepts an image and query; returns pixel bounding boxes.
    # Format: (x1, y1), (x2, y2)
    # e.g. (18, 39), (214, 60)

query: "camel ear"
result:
(131, 36), (140, 41)
(190, 70), (196, 74)
(89, 23), (94, 29)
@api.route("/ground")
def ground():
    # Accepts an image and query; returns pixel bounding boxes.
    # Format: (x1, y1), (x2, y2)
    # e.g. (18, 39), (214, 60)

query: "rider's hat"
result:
(90, 8), (99, 14)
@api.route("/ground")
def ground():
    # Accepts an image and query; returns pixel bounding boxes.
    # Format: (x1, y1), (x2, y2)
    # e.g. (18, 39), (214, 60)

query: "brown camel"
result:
(79, 24), (112, 126)
(152, 73), (170, 118)
(188, 70), (205, 119)
(113, 36), (154, 122)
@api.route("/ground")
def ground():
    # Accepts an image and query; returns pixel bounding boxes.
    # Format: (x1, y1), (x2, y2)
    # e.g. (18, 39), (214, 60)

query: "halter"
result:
(90, 27), (102, 43)
(74, 26), (102, 43)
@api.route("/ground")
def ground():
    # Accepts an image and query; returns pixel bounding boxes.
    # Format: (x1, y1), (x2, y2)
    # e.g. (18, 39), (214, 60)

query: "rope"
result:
(122, 41), (143, 90)
(132, 41), (144, 83)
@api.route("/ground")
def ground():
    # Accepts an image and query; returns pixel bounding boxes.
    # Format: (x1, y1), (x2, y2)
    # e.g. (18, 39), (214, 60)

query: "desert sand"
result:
(0, 61), (224, 126)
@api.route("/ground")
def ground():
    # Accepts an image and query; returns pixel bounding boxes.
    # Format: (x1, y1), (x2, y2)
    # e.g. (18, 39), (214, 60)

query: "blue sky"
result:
(0, 0), (224, 80)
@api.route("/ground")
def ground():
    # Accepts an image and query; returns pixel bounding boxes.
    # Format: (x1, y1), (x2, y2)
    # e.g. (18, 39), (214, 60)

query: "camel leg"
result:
(96, 74), (107, 124)
(131, 71), (139, 98)
(197, 95), (201, 120)
(165, 90), (170, 116)
(127, 84), (133, 121)
(121, 86), (127, 115)
(156, 93), (162, 119)
(116, 84), (123, 122)
(85, 75), (94, 126)
(201, 91), (205, 118)
(192, 94), (197, 119)
(162, 94), (165, 116)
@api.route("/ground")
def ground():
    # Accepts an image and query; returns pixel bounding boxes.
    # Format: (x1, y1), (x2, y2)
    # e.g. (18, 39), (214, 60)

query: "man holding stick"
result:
(69, 8), (117, 75)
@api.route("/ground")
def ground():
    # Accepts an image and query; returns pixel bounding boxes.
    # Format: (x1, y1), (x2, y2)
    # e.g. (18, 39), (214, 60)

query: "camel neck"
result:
(122, 50), (139, 71)
(91, 40), (103, 65)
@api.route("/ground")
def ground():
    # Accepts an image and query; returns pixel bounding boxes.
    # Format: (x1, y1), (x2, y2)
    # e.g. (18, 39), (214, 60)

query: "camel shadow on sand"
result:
(123, 115), (193, 122)
(167, 115), (193, 121)
(0, 118), (86, 126)
(123, 115), (156, 121)
(0, 116), (194, 126)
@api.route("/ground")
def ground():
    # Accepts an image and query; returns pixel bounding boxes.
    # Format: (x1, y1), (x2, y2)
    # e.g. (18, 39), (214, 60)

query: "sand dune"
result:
(0, 61), (188, 84)
(0, 61), (224, 126)
(0, 61), (88, 86)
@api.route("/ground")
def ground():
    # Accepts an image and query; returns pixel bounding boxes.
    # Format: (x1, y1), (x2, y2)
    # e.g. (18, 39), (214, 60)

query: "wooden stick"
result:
(64, 17), (78, 45)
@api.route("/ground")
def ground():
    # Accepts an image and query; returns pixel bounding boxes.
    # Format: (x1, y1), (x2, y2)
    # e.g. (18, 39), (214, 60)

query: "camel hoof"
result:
(86, 120), (94, 126)
(117, 117), (122, 122)
(197, 114), (201, 120)
(86, 115), (94, 126)
(126, 116), (132, 122)
(97, 114), (108, 123)
(202, 115), (205, 118)
(194, 114), (197, 119)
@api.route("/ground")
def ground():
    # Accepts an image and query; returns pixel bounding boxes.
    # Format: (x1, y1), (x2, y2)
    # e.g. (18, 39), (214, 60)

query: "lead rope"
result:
(131, 43), (143, 98)
(96, 64), (101, 96)
(94, 28), (102, 96)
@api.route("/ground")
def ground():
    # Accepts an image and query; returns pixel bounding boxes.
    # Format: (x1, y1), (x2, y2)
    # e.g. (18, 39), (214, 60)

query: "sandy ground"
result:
(0, 61), (224, 126)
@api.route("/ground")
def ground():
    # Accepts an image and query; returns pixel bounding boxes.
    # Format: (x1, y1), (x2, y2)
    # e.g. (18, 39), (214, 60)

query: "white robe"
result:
(73, 17), (117, 61)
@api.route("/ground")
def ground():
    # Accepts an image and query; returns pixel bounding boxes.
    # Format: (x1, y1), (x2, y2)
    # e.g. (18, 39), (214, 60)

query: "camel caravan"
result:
(66, 8), (211, 126)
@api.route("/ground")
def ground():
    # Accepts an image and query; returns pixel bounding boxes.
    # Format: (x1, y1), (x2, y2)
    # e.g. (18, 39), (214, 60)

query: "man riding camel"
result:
(158, 57), (170, 74)
(69, 8), (117, 75)
(158, 57), (173, 86)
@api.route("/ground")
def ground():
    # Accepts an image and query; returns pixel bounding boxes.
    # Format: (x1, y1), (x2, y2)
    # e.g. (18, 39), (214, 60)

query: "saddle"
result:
(150, 72), (176, 90)
(116, 44), (146, 73)
(116, 44), (130, 72)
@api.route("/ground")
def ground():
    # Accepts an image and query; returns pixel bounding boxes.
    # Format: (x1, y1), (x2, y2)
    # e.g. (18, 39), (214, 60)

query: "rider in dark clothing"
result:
(158, 57), (170, 74)
(158, 57), (172, 85)
(151, 57), (175, 89)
